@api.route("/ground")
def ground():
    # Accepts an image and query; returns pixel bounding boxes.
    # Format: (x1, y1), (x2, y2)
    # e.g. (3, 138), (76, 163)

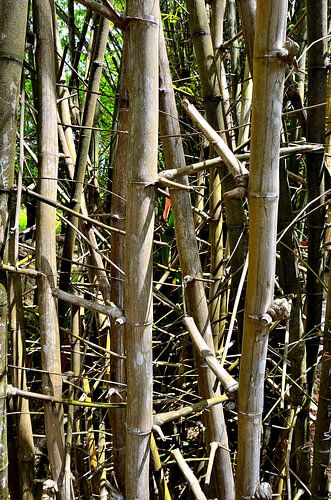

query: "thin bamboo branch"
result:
(182, 99), (248, 182)
(183, 316), (238, 395)
(52, 288), (125, 323)
(158, 144), (322, 181)
(76, 0), (126, 29)
(172, 448), (207, 500)
(153, 394), (228, 427)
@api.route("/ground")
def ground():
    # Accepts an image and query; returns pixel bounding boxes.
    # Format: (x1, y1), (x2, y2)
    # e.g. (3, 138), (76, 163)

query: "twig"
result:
(183, 316), (238, 395)
(171, 448), (207, 500)
(75, 0), (126, 28)
(52, 287), (126, 324)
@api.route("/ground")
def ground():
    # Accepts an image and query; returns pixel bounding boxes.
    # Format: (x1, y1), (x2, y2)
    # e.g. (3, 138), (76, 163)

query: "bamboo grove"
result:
(0, 0), (330, 498)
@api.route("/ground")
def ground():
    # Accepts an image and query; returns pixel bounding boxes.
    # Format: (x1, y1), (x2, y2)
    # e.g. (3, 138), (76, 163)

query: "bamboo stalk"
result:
(76, 0), (126, 29)
(59, 16), (110, 320)
(0, 1), (28, 494)
(33, 0), (65, 495)
(236, 2), (288, 498)
(159, 19), (234, 500)
(305, 0), (328, 391)
(108, 32), (129, 492)
(182, 99), (248, 186)
(8, 80), (35, 500)
(311, 257), (331, 498)
(124, 2), (159, 498)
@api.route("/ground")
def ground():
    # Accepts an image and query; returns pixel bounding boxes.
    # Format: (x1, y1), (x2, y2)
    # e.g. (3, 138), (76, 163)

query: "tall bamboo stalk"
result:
(108, 35), (129, 492)
(59, 16), (109, 319)
(186, 0), (247, 346)
(159, 23), (234, 500)
(8, 84), (35, 500)
(0, 0), (29, 496)
(236, 2), (288, 498)
(305, 0), (328, 391)
(125, 2), (159, 498)
(33, 0), (65, 496)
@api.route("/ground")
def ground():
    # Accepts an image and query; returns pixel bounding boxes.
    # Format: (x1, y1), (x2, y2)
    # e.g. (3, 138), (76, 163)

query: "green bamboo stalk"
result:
(125, 2), (159, 498)
(0, 0), (29, 496)
(33, 0), (65, 495)
(159, 23), (234, 500)
(236, 2), (288, 498)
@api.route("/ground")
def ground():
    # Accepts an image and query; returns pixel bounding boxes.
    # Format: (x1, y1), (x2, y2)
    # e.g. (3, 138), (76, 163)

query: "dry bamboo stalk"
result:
(8, 80), (35, 500)
(305, 0), (328, 392)
(159, 21), (234, 500)
(205, 441), (220, 486)
(172, 448), (207, 500)
(183, 316), (238, 394)
(125, 2), (159, 498)
(236, 1), (288, 498)
(33, 0), (65, 495)
(151, 433), (172, 499)
(236, 0), (256, 75)
(59, 16), (110, 319)
(0, 1), (29, 495)
(108, 33), (129, 491)
(311, 257), (331, 498)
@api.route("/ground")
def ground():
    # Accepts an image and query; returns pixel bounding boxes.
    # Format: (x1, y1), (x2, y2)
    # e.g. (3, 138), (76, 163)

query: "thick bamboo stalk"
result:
(124, 2), (159, 498)
(236, 2), (288, 498)
(159, 23), (234, 500)
(33, 0), (65, 495)
(0, 1), (29, 495)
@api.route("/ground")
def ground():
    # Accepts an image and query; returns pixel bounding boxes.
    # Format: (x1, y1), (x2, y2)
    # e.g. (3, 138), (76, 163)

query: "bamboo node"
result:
(127, 426), (151, 436)
(249, 192), (278, 199)
(126, 319), (153, 327)
(125, 15), (159, 26)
